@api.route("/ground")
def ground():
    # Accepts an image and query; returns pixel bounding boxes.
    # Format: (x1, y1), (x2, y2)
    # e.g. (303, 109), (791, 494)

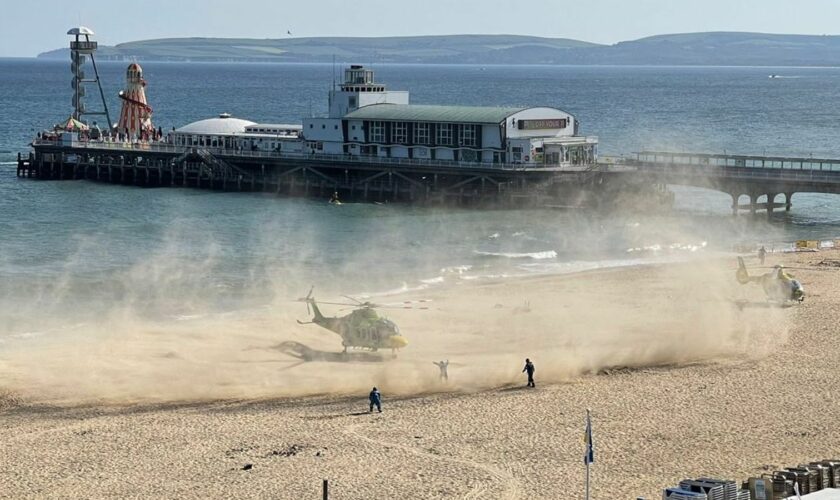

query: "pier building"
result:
(170, 114), (303, 152)
(300, 65), (598, 167)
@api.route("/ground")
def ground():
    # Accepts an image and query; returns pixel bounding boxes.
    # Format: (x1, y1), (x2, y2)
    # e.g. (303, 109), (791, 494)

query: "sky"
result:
(2, 0), (840, 57)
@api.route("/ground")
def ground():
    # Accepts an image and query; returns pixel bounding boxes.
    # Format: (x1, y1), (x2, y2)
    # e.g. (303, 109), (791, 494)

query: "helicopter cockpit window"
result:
(382, 319), (399, 333)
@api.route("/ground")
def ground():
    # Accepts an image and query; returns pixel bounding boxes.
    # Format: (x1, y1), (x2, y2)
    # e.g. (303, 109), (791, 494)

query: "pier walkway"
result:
(600, 151), (840, 214)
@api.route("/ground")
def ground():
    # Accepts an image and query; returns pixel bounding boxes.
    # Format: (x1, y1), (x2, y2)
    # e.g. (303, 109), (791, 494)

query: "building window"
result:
(349, 96), (357, 108)
(334, 125), (339, 130)
(370, 121), (385, 143)
(436, 123), (452, 146)
(414, 123), (429, 144)
(460, 124), (477, 147)
(392, 122), (407, 144)
(322, 124), (326, 129)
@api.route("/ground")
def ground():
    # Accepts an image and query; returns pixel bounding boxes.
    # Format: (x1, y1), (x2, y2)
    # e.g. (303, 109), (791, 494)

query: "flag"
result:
(584, 410), (594, 464)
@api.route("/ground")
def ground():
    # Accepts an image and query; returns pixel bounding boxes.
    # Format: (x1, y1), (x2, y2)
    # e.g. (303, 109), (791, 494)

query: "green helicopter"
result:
(297, 288), (429, 354)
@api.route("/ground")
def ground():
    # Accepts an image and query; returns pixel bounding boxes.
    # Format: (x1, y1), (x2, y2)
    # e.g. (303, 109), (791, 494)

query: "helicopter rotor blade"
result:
(377, 299), (432, 309)
(292, 299), (365, 307)
(342, 295), (363, 305)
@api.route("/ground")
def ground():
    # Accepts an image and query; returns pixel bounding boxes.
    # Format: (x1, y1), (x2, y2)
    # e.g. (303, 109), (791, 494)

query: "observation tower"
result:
(67, 26), (112, 129)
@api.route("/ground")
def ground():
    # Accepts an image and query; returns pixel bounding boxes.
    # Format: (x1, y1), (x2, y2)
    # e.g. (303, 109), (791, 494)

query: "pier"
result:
(18, 142), (840, 211)
(16, 141), (607, 207)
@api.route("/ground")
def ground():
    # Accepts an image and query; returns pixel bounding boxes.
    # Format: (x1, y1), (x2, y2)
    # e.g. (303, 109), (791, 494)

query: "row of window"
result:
(366, 121), (479, 146)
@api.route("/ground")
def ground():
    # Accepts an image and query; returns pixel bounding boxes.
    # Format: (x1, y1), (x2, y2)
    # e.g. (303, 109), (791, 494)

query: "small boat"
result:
(768, 74), (779, 79)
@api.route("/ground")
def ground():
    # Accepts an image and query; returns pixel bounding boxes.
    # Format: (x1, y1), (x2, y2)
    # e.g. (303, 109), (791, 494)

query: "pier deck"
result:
(19, 142), (840, 212)
(17, 140), (606, 207)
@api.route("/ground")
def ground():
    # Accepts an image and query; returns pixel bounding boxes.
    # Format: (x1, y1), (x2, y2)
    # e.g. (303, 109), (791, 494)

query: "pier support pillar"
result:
(784, 192), (793, 212)
(767, 192), (777, 216)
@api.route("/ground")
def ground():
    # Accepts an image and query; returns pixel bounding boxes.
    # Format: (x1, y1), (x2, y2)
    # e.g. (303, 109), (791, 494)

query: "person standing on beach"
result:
(523, 358), (536, 387)
(369, 387), (382, 413)
(433, 360), (449, 381)
(758, 246), (767, 265)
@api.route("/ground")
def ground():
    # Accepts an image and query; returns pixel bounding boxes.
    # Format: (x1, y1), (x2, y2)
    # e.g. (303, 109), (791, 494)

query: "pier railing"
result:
(31, 139), (596, 173)
(629, 151), (840, 173)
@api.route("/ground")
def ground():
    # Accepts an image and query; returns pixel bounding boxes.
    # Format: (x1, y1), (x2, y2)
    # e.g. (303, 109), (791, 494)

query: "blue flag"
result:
(584, 410), (594, 464)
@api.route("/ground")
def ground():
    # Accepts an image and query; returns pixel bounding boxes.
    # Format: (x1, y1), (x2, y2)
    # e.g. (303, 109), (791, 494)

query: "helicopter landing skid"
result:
(276, 341), (386, 363)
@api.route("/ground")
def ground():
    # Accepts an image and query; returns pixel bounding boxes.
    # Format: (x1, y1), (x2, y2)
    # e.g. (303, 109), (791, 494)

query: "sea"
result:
(2, 59), (840, 334)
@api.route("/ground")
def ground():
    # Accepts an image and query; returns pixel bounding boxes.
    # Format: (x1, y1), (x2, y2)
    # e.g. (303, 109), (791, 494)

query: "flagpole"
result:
(585, 408), (592, 500)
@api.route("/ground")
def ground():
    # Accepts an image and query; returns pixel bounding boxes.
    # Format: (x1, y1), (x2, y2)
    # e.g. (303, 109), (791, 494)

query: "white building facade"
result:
(302, 65), (597, 167)
(170, 113), (303, 153)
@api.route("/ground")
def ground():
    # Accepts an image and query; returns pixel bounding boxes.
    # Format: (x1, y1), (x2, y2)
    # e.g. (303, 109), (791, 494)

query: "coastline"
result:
(3, 249), (837, 498)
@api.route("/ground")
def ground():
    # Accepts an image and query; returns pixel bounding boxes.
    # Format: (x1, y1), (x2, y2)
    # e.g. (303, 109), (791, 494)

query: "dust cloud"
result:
(0, 207), (789, 406)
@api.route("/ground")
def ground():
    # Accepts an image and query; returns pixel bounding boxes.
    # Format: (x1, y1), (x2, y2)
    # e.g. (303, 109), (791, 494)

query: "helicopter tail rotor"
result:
(297, 286), (315, 315)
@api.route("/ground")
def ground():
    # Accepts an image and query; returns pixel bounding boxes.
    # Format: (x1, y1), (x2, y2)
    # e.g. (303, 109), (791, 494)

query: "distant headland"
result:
(36, 32), (840, 67)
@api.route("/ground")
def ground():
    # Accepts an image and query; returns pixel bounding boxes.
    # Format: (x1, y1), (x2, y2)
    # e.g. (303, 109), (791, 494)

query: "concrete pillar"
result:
(749, 194), (757, 215)
(767, 192), (777, 213)
(730, 193), (739, 215)
(785, 192), (793, 212)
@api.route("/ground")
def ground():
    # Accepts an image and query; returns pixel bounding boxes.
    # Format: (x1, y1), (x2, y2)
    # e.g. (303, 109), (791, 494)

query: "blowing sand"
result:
(1, 250), (838, 499)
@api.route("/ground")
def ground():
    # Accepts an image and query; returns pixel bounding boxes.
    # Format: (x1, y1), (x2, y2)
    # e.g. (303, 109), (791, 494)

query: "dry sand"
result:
(1, 250), (839, 498)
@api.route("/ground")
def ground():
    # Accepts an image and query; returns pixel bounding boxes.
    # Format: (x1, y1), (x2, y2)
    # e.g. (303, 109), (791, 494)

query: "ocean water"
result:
(2, 60), (840, 333)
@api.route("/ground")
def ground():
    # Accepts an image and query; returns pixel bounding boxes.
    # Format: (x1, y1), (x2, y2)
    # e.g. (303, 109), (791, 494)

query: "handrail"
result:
(611, 162), (840, 184)
(626, 151), (840, 173)
(31, 139), (596, 172)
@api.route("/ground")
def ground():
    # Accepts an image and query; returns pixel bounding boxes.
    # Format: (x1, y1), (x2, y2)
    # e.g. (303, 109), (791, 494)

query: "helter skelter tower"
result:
(68, 27), (112, 129)
(117, 63), (154, 139)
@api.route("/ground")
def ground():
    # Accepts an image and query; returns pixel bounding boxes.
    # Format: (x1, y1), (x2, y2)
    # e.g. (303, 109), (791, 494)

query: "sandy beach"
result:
(1, 249), (839, 499)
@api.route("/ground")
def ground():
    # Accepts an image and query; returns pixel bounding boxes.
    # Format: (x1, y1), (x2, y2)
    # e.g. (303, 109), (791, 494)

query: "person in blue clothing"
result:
(369, 387), (382, 413)
(523, 358), (536, 387)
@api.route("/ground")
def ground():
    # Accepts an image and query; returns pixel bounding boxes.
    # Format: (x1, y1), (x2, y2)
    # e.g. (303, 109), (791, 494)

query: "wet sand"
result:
(1, 250), (838, 499)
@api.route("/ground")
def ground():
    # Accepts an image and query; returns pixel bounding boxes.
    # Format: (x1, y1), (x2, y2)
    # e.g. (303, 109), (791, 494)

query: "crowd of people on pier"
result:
(36, 122), (169, 145)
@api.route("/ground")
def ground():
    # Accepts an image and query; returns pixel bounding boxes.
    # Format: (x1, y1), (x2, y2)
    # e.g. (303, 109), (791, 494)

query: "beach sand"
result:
(1, 250), (839, 499)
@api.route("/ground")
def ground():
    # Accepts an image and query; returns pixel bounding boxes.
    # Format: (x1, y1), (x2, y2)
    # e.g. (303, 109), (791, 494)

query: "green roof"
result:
(344, 104), (526, 124)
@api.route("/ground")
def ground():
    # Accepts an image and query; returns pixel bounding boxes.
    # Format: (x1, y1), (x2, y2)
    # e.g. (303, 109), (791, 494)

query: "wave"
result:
(440, 265), (473, 275)
(474, 250), (558, 260)
(420, 276), (445, 285)
(357, 281), (431, 299)
(626, 241), (707, 253)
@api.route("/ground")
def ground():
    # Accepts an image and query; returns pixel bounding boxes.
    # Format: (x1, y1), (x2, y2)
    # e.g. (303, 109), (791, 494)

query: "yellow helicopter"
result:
(735, 257), (804, 302)
(297, 288), (428, 354)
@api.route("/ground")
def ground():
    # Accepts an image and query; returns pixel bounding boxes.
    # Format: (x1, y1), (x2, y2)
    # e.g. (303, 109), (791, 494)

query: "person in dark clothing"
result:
(523, 358), (535, 387)
(433, 360), (449, 381)
(758, 246), (767, 265)
(369, 387), (382, 413)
